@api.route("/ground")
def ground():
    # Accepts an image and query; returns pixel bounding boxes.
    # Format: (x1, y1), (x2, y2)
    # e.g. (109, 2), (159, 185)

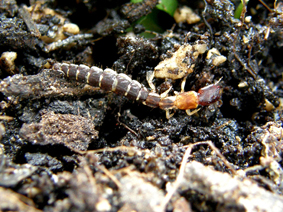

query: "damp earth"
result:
(0, 0), (283, 211)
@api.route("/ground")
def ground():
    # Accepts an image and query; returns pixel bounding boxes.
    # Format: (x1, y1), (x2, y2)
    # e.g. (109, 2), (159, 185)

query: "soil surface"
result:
(0, 0), (282, 211)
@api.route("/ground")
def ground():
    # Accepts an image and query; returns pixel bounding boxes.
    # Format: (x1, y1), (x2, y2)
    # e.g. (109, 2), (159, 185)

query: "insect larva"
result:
(53, 63), (222, 118)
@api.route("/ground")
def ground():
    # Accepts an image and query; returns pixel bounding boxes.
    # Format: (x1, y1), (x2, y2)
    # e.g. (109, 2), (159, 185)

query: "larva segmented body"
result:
(53, 63), (164, 108)
(52, 63), (222, 118)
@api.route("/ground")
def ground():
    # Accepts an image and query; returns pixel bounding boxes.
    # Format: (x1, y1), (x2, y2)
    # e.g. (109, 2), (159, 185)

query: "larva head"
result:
(197, 84), (222, 106)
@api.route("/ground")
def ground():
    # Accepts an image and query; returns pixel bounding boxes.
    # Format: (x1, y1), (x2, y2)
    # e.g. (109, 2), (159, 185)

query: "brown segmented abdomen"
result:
(52, 63), (150, 103)
(100, 69), (117, 91)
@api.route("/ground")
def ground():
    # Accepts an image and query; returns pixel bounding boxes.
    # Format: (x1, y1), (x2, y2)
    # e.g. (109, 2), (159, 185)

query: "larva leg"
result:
(180, 74), (188, 93)
(160, 86), (172, 99)
(186, 108), (201, 116)
(146, 71), (156, 92)
(166, 110), (175, 119)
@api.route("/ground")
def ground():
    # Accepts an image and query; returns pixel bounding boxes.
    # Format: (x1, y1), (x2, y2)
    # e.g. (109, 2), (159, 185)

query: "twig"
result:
(258, 0), (273, 12)
(202, 0), (214, 47)
(86, 146), (144, 154)
(159, 140), (237, 211)
(97, 165), (122, 188)
(234, 52), (257, 79)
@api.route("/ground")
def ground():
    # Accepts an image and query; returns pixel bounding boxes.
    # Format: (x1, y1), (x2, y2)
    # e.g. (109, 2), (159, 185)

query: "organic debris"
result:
(0, 0), (282, 211)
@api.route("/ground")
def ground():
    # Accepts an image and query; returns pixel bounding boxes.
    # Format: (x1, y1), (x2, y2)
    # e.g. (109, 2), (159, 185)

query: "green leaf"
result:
(131, 0), (143, 3)
(234, 0), (249, 19)
(234, 2), (243, 19)
(130, 0), (178, 17)
(138, 8), (165, 37)
(127, 0), (177, 37)
(156, 0), (178, 17)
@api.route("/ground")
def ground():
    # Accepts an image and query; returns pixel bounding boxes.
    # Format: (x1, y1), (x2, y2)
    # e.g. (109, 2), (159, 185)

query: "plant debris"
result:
(180, 161), (283, 212)
(0, 0), (282, 211)
(19, 111), (98, 152)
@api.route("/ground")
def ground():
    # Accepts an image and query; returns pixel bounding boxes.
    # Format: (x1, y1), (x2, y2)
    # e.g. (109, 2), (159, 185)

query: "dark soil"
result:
(0, 0), (282, 211)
